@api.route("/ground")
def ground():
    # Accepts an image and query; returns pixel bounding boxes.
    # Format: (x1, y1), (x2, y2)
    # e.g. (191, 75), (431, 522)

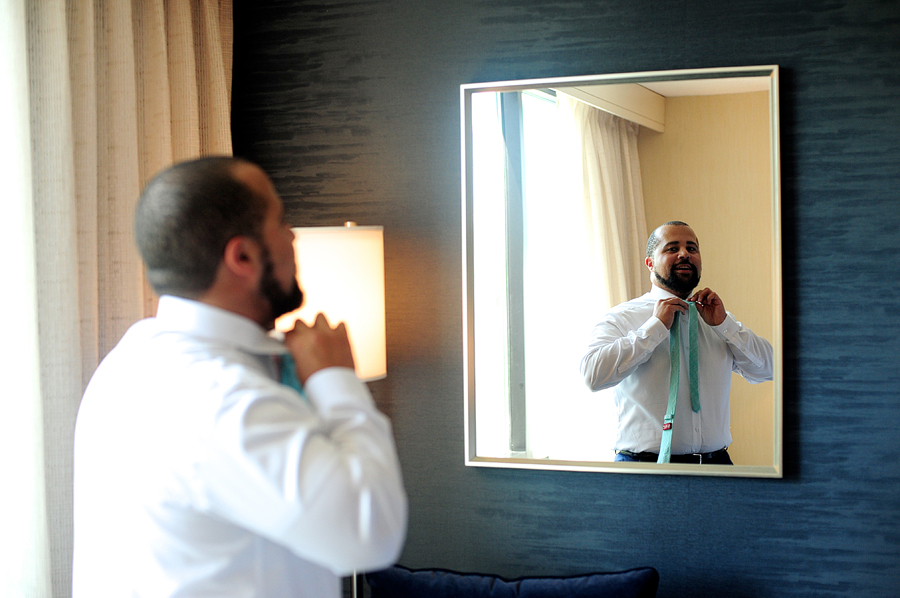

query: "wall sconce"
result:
(275, 223), (386, 381)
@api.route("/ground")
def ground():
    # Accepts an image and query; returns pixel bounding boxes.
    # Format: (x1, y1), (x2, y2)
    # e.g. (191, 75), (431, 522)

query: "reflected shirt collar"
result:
(649, 285), (681, 301)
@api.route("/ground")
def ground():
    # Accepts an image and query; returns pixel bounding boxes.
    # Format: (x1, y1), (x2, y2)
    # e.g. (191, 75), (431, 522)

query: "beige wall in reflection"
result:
(638, 91), (774, 466)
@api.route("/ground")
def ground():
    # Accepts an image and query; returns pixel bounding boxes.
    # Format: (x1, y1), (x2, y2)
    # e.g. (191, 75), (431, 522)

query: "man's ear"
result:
(222, 236), (262, 280)
(645, 256), (654, 272)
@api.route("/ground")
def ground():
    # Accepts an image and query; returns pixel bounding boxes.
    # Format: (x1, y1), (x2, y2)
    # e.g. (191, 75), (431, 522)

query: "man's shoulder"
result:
(607, 293), (655, 315)
(591, 294), (656, 333)
(95, 318), (270, 387)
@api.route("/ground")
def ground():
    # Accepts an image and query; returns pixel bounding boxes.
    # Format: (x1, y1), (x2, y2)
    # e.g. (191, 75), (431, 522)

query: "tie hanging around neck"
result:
(657, 301), (701, 464)
(279, 353), (308, 402)
(687, 302), (700, 412)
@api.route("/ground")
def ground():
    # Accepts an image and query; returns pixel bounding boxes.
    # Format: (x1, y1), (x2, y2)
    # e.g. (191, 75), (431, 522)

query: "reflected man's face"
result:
(646, 224), (702, 298)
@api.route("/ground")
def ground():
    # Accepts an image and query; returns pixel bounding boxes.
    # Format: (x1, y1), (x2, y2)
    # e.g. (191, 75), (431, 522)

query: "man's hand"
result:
(689, 287), (726, 326)
(653, 297), (688, 330)
(283, 313), (356, 383)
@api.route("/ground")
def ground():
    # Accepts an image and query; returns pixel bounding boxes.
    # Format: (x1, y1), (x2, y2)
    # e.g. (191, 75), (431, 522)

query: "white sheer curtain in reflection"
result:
(563, 94), (648, 307)
(525, 95), (648, 461)
(0, 1), (233, 595)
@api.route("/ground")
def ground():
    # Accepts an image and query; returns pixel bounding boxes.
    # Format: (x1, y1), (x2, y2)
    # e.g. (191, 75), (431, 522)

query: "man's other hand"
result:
(284, 313), (356, 382)
(653, 297), (688, 330)
(689, 288), (726, 326)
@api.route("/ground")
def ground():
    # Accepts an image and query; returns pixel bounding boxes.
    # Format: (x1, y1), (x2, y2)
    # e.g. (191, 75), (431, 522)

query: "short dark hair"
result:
(134, 156), (268, 298)
(646, 220), (691, 258)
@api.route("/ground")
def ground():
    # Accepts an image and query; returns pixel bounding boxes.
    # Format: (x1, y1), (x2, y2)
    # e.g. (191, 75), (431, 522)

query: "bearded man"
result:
(580, 221), (773, 464)
(73, 157), (407, 597)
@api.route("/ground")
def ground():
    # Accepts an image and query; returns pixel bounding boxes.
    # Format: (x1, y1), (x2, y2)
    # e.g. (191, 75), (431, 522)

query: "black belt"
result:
(617, 448), (729, 464)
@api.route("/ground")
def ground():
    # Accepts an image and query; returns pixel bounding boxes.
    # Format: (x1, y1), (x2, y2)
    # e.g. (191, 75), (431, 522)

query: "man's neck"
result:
(197, 287), (270, 330)
(650, 282), (691, 300)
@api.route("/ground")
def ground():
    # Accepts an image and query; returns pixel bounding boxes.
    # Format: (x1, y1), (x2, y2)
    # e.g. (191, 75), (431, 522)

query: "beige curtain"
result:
(0, 0), (233, 595)
(558, 94), (648, 308)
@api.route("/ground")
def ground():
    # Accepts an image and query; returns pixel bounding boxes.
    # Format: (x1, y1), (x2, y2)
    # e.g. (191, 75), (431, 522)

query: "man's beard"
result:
(654, 263), (700, 298)
(259, 251), (304, 324)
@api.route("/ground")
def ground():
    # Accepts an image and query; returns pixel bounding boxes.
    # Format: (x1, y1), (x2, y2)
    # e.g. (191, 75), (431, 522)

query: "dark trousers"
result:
(614, 448), (733, 465)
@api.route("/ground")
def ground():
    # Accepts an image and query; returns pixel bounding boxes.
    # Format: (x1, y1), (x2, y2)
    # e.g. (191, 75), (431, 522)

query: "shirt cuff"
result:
(643, 316), (669, 341)
(303, 366), (373, 411)
(712, 312), (739, 340)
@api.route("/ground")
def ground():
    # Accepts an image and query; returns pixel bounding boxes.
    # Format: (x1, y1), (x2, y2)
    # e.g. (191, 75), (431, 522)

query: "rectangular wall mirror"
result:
(461, 65), (782, 477)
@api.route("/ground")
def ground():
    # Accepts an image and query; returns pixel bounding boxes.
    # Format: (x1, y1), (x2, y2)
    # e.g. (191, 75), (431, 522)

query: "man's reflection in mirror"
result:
(579, 221), (773, 464)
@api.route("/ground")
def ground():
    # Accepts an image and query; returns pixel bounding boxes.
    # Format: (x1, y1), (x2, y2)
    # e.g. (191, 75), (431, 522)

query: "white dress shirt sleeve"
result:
(580, 314), (669, 391)
(713, 313), (775, 383)
(198, 365), (407, 577)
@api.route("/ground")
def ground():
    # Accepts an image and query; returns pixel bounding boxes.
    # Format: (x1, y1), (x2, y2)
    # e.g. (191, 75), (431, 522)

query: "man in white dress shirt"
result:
(73, 157), (407, 597)
(580, 221), (773, 464)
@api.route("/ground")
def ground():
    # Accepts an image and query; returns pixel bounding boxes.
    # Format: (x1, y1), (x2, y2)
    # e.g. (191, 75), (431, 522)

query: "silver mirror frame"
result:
(461, 65), (782, 477)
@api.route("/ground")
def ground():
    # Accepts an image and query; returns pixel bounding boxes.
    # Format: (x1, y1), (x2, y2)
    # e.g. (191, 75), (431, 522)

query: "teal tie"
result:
(279, 353), (308, 402)
(657, 302), (701, 463)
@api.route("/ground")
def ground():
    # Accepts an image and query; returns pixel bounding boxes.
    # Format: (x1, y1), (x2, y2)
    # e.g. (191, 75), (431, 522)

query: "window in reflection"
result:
(471, 90), (630, 461)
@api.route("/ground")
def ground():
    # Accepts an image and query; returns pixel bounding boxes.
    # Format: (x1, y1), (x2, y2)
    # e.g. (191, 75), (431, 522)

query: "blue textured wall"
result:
(231, 1), (900, 596)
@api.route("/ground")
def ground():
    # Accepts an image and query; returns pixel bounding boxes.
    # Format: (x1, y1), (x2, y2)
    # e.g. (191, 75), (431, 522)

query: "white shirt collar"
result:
(649, 284), (681, 301)
(155, 295), (288, 355)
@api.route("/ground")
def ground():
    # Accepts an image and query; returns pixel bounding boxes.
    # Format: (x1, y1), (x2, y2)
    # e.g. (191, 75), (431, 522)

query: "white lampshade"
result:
(275, 224), (386, 381)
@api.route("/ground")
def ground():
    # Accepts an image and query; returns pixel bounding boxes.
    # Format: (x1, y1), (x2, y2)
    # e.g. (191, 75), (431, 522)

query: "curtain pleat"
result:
(1, 1), (54, 595)
(2, 1), (234, 595)
(569, 99), (648, 307)
(27, 1), (85, 593)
